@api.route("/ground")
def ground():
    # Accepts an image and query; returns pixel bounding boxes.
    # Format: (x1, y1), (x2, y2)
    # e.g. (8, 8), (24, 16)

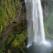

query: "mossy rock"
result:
(0, 0), (27, 53)
(11, 31), (27, 48)
(0, 0), (22, 35)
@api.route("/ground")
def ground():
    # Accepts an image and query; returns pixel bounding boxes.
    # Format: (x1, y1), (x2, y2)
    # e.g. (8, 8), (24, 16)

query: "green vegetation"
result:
(0, 0), (27, 53)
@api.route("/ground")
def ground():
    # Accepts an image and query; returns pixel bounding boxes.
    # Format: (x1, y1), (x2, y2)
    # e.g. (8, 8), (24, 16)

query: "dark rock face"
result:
(41, 0), (48, 21)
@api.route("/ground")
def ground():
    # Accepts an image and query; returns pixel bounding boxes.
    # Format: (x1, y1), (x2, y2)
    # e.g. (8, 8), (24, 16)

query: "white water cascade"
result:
(25, 0), (51, 48)
(32, 0), (45, 43)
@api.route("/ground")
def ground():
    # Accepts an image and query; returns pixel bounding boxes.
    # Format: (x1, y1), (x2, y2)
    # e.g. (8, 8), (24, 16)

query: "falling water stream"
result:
(32, 0), (45, 43)
(25, 0), (52, 53)
(32, 0), (51, 46)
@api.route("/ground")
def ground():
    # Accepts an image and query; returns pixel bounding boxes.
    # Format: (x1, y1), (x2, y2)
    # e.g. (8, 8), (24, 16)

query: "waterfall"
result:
(25, 0), (33, 47)
(25, 0), (51, 48)
(32, 0), (51, 47)
(32, 0), (45, 43)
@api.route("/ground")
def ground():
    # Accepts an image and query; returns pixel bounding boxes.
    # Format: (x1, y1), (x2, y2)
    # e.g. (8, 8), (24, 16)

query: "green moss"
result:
(0, 0), (22, 34)
(11, 31), (27, 48)
(51, 51), (53, 53)
(0, 0), (27, 53)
